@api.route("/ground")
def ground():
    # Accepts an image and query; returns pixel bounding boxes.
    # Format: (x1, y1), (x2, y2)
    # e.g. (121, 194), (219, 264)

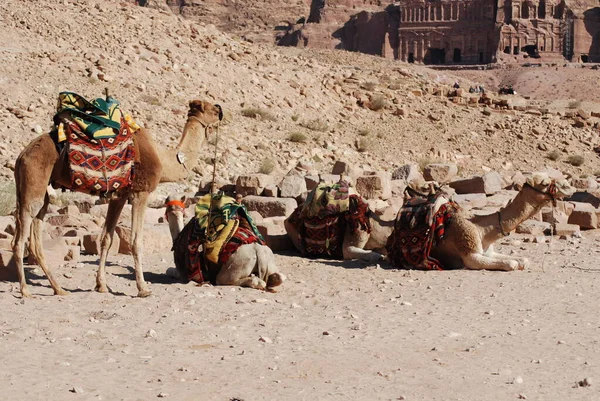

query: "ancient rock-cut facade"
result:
(278, 0), (600, 64)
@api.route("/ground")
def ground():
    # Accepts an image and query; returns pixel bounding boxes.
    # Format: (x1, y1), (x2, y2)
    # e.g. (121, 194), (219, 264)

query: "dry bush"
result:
(567, 154), (585, 166)
(356, 137), (370, 152)
(291, 114), (299, 122)
(140, 95), (161, 106)
(241, 107), (276, 121)
(0, 182), (16, 216)
(369, 95), (387, 111)
(258, 158), (275, 174)
(300, 119), (328, 132)
(546, 150), (561, 161)
(568, 100), (582, 109)
(358, 129), (370, 137)
(288, 132), (308, 143)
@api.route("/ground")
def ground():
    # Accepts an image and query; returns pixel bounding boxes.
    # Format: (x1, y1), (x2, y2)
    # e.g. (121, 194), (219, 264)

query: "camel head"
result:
(187, 100), (223, 126)
(524, 173), (575, 204)
(165, 195), (187, 240)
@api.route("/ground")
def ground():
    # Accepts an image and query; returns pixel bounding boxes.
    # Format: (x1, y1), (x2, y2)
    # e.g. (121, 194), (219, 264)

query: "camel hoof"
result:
(54, 288), (70, 296)
(21, 289), (32, 298)
(95, 284), (109, 293)
(506, 260), (519, 271)
(137, 289), (152, 298)
(266, 272), (286, 289)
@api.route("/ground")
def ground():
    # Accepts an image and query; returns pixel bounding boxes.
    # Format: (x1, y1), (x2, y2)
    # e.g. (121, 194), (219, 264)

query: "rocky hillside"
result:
(1, 0), (600, 200)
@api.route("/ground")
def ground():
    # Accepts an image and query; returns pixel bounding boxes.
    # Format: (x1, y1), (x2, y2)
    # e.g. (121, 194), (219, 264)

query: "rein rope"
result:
(203, 121), (221, 271)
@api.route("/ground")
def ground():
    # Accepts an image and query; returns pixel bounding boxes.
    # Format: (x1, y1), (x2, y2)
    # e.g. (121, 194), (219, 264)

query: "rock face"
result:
(277, 0), (600, 64)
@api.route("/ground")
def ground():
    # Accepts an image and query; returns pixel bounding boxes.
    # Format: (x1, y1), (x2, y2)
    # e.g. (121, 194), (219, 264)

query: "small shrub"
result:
(358, 129), (370, 137)
(361, 81), (377, 91)
(140, 95), (162, 106)
(369, 95), (387, 111)
(0, 182), (16, 216)
(568, 100), (582, 109)
(547, 150), (561, 161)
(291, 114), (299, 122)
(288, 132), (308, 143)
(241, 107), (276, 121)
(376, 131), (385, 139)
(312, 154), (323, 163)
(258, 158), (275, 174)
(300, 119), (328, 132)
(356, 137), (370, 152)
(567, 154), (585, 166)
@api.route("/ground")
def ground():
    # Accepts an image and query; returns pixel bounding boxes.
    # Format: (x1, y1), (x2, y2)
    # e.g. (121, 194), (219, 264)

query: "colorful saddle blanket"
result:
(300, 180), (356, 219)
(288, 194), (371, 259)
(52, 92), (138, 195)
(176, 193), (265, 284)
(386, 193), (457, 270)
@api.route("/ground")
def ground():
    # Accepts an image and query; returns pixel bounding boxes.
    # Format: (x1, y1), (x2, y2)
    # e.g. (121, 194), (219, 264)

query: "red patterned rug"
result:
(386, 194), (457, 270)
(288, 194), (371, 259)
(63, 118), (134, 195)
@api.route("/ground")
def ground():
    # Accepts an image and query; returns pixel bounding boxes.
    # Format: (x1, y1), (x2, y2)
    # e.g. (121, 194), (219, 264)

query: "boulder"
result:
(355, 172), (392, 200)
(236, 174), (273, 197)
(279, 175), (307, 198)
(256, 217), (294, 251)
(115, 224), (172, 255)
(263, 184), (278, 198)
(449, 172), (503, 195)
(515, 220), (551, 235)
(423, 163), (458, 183)
(82, 233), (120, 256)
(0, 250), (17, 281)
(242, 196), (298, 218)
(567, 202), (598, 229)
(305, 175), (319, 191)
(554, 223), (580, 237)
(392, 164), (424, 183)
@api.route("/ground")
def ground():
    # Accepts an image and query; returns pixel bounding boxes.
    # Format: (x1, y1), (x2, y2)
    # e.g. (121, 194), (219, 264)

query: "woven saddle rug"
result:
(288, 194), (371, 259)
(175, 193), (265, 284)
(53, 92), (137, 195)
(386, 193), (458, 270)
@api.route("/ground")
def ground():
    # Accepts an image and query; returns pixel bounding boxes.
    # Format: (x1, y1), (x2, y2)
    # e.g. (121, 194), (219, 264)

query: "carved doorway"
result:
(453, 48), (461, 62)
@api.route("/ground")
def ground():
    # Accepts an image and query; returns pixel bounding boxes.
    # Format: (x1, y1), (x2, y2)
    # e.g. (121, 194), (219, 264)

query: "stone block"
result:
(0, 250), (17, 282)
(242, 196), (298, 218)
(257, 217), (294, 252)
(305, 175), (319, 191)
(515, 220), (551, 235)
(263, 184), (278, 197)
(567, 202), (598, 229)
(566, 191), (600, 208)
(423, 163), (458, 183)
(319, 174), (353, 185)
(355, 172), (392, 200)
(58, 205), (80, 216)
(449, 172), (503, 195)
(541, 207), (569, 226)
(554, 223), (580, 237)
(115, 224), (172, 255)
(391, 164), (424, 183)
(236, 174), (273, 197)
(279, 175), (307, 198)
(82, 232), (120, 256)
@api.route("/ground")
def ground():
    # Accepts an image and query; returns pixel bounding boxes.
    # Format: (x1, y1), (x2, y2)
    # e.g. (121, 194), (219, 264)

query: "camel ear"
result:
(189, 100), (204, 112)
(215, 104), (223, 121)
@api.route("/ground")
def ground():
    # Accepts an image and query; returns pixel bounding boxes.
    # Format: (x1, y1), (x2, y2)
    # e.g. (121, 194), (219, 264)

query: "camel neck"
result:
(475, 187), (547, 246)
(177, 117), (206, 155)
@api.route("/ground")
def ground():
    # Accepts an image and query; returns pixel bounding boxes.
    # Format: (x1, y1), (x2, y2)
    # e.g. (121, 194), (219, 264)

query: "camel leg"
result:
(462, 252), (519, 271)
(216, 245), (267, 290)
(484, 248), (528, 270)
(95, 196), (127, 293)
(343, 229), (384, 262)
(29, 194), (68, 295)
(130, 192), (151, 297)
(13, 203), (36, 298)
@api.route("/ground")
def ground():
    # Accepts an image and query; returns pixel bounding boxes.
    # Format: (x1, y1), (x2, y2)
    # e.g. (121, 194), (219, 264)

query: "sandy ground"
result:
(1, 232), (600, 401)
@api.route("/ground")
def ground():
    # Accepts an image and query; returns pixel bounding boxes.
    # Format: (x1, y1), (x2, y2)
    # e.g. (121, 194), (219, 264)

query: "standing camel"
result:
(12, 99), (222, 297)
(387, 173), (576, 271)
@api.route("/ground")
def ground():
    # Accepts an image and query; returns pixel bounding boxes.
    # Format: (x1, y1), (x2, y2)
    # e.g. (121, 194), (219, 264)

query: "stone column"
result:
(441, 4), (445, 20)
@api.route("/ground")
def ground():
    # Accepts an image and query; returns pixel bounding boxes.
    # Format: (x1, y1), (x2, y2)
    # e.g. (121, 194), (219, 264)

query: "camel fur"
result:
(284, 195), (396, 262)
(165, 196), (286, 291)
(11, 99), (222, 297)
(423, 173), (575, 271)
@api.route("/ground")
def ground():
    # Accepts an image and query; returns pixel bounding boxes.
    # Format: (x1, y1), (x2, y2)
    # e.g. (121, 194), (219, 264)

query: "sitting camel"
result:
(165, 194), (286, 291)
(387, 173), (575, 271)
(11, 98), (222, 297)
(284, 181), (396, 262)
